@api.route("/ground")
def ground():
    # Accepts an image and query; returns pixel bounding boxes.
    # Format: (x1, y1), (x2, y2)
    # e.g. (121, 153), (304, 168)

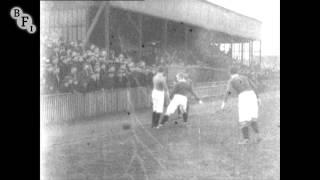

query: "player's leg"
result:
(174, 105), (184, 125)
(151, 111), (157, 128)
(251, 119), (259, 133)
(238, 91), (251, 144)
(174, 105), (182, 125)
(182, 112), (188, 122)
(177, 106), (181, 116)
(171, 95), (188, 124)
(156, 91), (165, 127)
(158, 95), (179, 127)
(249, 91), (262, 142)
(183, 100), (189, 122)
(239, 121), (250, 144)
(155, 113), (161, 127)
(151, 90), (157, 128)
(250, 119), (262, 143)
(152, 90), (164, 128)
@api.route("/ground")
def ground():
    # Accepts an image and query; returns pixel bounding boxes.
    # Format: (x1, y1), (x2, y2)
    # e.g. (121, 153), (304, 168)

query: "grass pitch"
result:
(41, 90), (280, 180)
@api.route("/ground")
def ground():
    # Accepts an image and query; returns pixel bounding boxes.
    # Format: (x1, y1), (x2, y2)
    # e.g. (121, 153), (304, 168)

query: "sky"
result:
(207, 0), (280, 56)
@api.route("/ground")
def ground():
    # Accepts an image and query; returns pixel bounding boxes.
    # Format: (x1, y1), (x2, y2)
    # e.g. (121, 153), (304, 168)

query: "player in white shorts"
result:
(221, 67), (262, 144)
(157, 73), (202, 128)
(175, 72), (191, 122)
(151, 67), (169, 128)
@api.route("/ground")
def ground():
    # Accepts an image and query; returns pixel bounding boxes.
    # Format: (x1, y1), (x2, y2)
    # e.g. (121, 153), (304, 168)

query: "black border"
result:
(3, 0), (39, 179)
(2, 0), (292, 179)
(279, 0), (318, 179)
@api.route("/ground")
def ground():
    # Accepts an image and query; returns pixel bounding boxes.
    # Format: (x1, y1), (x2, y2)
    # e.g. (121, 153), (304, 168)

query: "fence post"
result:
(80, 92), (85, 120)
(117, 88), (122, 112)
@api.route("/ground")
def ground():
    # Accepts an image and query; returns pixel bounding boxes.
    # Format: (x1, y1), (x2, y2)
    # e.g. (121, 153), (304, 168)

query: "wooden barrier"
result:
(194, 81), (227, 99)
(40, 80), (279, 124)
(40, 87), (153, 124)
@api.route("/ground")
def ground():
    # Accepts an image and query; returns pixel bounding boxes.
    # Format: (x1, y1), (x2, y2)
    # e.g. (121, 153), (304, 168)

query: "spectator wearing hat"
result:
(127, 62), (138, 87)
(60, 75), (73, 93)
(87, 73), (98, 92)
(69, 66), (84, 93)
(105, 64), (116, 89)
(99, 63), (107, 89)
(43, 65), (59, 94)
(117, 63), (128, 88)
(59, 56), (71, 83)
(75, 65), (89, 93)
(93, 63), (102, 90)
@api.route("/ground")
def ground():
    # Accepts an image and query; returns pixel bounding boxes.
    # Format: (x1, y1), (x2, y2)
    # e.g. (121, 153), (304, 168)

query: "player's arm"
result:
(162, 77), (170, 101)
(248, 78), (259, 98)
(221, 79), (232, 109)
(170, 84), (178, 99)
(189, 85), (201, 102)
(163, 78), (169, 94)
(248, 78), (261, 105)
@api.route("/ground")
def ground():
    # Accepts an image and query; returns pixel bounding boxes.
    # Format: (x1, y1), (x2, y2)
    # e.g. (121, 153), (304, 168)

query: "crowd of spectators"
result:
(40, 34), (156, 94)
(41, 33), (275, 95)
(153, 46), (232, 68)
(40, 34), (226, 95)
(234, 62), (280, 93)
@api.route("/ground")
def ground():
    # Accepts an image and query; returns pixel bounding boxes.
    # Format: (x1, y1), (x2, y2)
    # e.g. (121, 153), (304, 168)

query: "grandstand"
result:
(40, 0), (263, 122)
(41, 0), (261, 68)
(40, 3), (280, 180)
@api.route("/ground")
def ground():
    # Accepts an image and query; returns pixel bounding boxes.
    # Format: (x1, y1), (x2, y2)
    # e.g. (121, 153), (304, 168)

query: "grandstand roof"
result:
(110, 0), (261, 40)
(41, 0), (261, 40)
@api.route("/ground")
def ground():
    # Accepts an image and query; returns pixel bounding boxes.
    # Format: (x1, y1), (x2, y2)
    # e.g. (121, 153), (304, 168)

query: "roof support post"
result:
(230, 42), (233, 58)
(252, 41), (254, 66)
(259, 40), (262, 68)
(138, 14), (143, 60)
(249, 41), (252, 66)
(162, 19), (168, 50)
(241, 42), (244, 64)
(82, 1), (107, 49)
(184, 24), (188, 51)
(104, 3), (110, 59)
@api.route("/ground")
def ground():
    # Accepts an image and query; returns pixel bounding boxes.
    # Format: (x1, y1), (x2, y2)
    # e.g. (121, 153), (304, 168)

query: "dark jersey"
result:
(231, 76), (252, 94)
(224, 74), (258, 101)
(171, 81), (199, 100)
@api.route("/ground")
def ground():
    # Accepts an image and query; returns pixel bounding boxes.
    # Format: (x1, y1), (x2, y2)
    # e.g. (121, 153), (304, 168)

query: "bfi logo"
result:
(10, 7), (36, 34)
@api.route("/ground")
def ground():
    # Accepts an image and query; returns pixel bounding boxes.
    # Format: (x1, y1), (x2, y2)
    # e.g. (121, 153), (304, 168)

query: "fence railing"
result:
(41, 79), (279, 124)
(40, 87), (152, 124)
(193, 81), (228, 99)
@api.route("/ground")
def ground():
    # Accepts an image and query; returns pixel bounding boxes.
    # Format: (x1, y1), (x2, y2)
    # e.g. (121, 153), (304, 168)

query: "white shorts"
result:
(238, 90), (258, 123)
(166, 94), (188, 116)
(152, 89), (165, 113)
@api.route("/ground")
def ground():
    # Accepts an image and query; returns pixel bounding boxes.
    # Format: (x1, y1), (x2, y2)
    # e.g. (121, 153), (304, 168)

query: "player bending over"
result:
(151, 67), (169, 128)
(221, 67), (262, 144)
(157, 73), (202, 128)
(175, 72), (191, 121)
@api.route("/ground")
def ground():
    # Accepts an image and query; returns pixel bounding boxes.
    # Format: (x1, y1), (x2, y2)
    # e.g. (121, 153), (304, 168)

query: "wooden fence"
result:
(193, 81), (228, 99)
(40, 79), (279, 124)
(40, 87), (152, 124)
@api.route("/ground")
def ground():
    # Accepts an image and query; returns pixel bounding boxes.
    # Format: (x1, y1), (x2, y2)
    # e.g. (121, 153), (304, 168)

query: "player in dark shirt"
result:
(175, 73), (192, 122)
(157, 73), (202, 128)
(221, 67), (261, 144)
